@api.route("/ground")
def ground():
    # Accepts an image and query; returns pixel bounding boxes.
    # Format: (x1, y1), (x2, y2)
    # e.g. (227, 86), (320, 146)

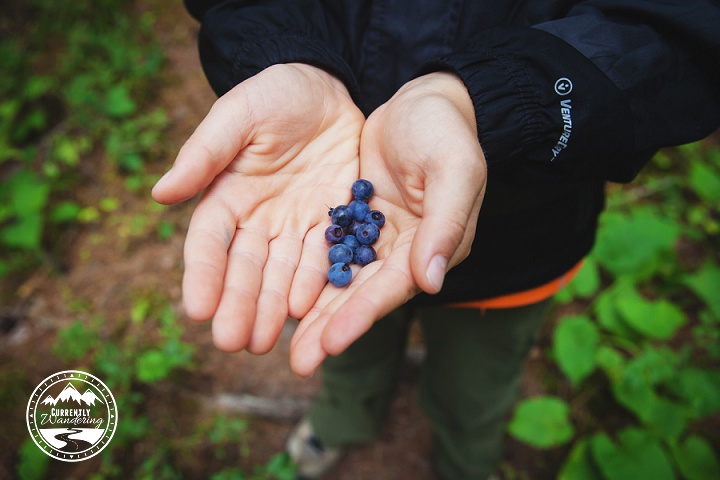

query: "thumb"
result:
(152, 89), (254, 205)
(410, 149), (486, 294)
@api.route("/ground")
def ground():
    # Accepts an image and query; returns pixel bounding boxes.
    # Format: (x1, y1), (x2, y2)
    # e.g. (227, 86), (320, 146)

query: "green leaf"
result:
(611, 348), (689, 438)
(9, 169), (50, 216)
(557, 258), (601, 303)
(684, 263), (720, 318)
(99, 196), (120, 212)
(210, 468), (246, 480)
(131, 298), (151, 323)
(24, 76), (53, 99)
(104, 85), (137, 118)
(119, 152), (144, 172)
(262, 452), (297, 480)
(553, 315), (599, 386)
(1, 212), (43, 249)
(95, 343), (133, 390)
(569, 257), (601, 298)
(50, 201), (82, 224)
(16, 437), (50, 480)
(591, 429), (675, 480)
(157, 220), (174, 241)
(689, 161), (720, 206)
(615, 289), (686, 340)
(507, 396), (574, 449)
(135, 349), (173, 383)
(52, 137), (80, 166)
(594, 282), (639, 339)
(593, 209), (680, 279)
(557, 438), (604, 480)
(595, 345), (626, 381)
(670, 367), (720, 418)
(161, 337), (194, 369)
(52, 320), (98, 360)
(670, 435), (720, 480)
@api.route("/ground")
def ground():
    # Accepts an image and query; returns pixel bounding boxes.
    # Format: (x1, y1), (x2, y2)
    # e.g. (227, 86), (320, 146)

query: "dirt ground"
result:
(0, 2), (564, 479)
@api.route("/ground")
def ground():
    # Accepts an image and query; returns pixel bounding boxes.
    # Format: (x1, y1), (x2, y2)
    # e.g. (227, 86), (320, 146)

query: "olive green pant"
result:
(308, 299), (552, 480)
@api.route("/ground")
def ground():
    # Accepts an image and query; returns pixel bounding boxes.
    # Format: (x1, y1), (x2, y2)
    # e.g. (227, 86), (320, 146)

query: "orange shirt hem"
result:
(449, 260), (584, 310)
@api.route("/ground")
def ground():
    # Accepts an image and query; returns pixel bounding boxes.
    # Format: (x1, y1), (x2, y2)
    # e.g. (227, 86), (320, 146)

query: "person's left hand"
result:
(289, 72), (487, 376)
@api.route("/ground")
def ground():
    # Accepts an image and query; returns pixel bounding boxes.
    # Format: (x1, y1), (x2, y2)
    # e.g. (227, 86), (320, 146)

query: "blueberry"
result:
(342, 234), (360, 250)
(348, 200), (370, 222)
(346, 220), (363, 236)
(328, 263), (352, 287)
(355, 222), (380, 245)
(329, 243), (354, 265)
(353, 245), (377, 266)
(330, 205), (353, 227)
(324, 224), (345, 244)
(352, 179), (374, 202)
(364, 210), (385, 228)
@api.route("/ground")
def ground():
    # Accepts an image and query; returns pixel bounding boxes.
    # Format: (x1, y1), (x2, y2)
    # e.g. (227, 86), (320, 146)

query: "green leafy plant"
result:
(508, 142), (720, 479)
(0, 0), (168, 278)
(50, 292), (195, 477)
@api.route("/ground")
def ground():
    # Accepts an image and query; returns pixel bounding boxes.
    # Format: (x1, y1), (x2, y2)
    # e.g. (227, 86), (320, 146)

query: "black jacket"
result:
(184, 0), (720, 305)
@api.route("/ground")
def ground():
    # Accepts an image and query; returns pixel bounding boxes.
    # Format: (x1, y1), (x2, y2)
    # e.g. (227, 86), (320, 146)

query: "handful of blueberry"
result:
(324, 179), (385, 287)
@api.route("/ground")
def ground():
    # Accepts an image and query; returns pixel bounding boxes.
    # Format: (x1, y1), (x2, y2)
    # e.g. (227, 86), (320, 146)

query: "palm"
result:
(153, 64), (364, 354)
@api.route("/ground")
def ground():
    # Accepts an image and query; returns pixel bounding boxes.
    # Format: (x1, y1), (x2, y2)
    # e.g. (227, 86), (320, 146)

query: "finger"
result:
(289, 256), (414, 375)
(152, 89), (253, 205)
(247, 233), (303, 354)
(211, 226), (268, 352)
(287, 223), (332, 320)
(319, 255), (417, 357)
(288, 263), (364, 376)
(182, 197), (236, 322)
(288, 309), (331, 377)
(410, 146), (486, 294)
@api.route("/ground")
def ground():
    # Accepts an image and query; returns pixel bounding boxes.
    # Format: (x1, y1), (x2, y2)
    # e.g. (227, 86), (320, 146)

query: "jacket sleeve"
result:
(182, 0), (360, 100)
(419, 0), (720, 183)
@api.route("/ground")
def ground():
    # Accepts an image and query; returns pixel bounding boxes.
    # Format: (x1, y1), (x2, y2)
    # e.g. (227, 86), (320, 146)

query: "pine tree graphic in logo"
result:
(27, 371), (118, 462)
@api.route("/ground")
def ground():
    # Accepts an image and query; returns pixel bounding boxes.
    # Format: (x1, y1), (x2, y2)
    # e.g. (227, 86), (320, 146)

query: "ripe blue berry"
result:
(365, 210), (385, 228)
(324, 224), (345, 244)
(355, 222), (380, 245)
(329, 243), (354, 265)
(342, 234), (360, 250)
(348, 200), (370, 222)
(346, 220), (363, 236)
(328, 263), (352, 287)
(352, 179), (374, 202)
(330, 205), (353, 227)
(324, 179), (384, 286)
(353, 245), (376, 266)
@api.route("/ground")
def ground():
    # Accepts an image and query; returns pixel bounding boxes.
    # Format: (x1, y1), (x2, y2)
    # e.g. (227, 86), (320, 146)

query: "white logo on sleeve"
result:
(554, 77), (573, 95)
(551, 78), (574, 160)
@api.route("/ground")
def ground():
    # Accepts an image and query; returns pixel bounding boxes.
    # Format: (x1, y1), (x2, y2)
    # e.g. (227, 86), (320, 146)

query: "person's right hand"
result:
(152, 63), (364, 355)
(289, 72), (488, 376)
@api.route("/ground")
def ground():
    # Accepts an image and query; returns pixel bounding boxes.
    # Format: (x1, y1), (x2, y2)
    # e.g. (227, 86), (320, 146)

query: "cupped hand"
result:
(152, 64), (364, 355)
(289, 72), (488, 376)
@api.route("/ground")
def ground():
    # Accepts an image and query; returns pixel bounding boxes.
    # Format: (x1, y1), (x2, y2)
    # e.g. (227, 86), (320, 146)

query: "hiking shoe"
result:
(286, 417), (343, 479)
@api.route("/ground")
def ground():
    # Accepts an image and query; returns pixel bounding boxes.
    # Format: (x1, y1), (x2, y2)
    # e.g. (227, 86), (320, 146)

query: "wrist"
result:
(285, 62), (355, 100)
(399, 72), (477, 135)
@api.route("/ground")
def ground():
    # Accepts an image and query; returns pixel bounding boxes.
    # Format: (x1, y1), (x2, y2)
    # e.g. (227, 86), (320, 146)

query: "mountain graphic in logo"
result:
(41, 381), (104, 407)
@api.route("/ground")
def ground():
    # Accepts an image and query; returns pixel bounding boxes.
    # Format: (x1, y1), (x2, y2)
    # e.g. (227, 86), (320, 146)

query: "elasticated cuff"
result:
(418, 27), (636, 182)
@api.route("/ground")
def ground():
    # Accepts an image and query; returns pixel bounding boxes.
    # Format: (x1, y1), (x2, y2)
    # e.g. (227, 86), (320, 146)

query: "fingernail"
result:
(154, 167), (174, 189)
(427, 255), (448, 292)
